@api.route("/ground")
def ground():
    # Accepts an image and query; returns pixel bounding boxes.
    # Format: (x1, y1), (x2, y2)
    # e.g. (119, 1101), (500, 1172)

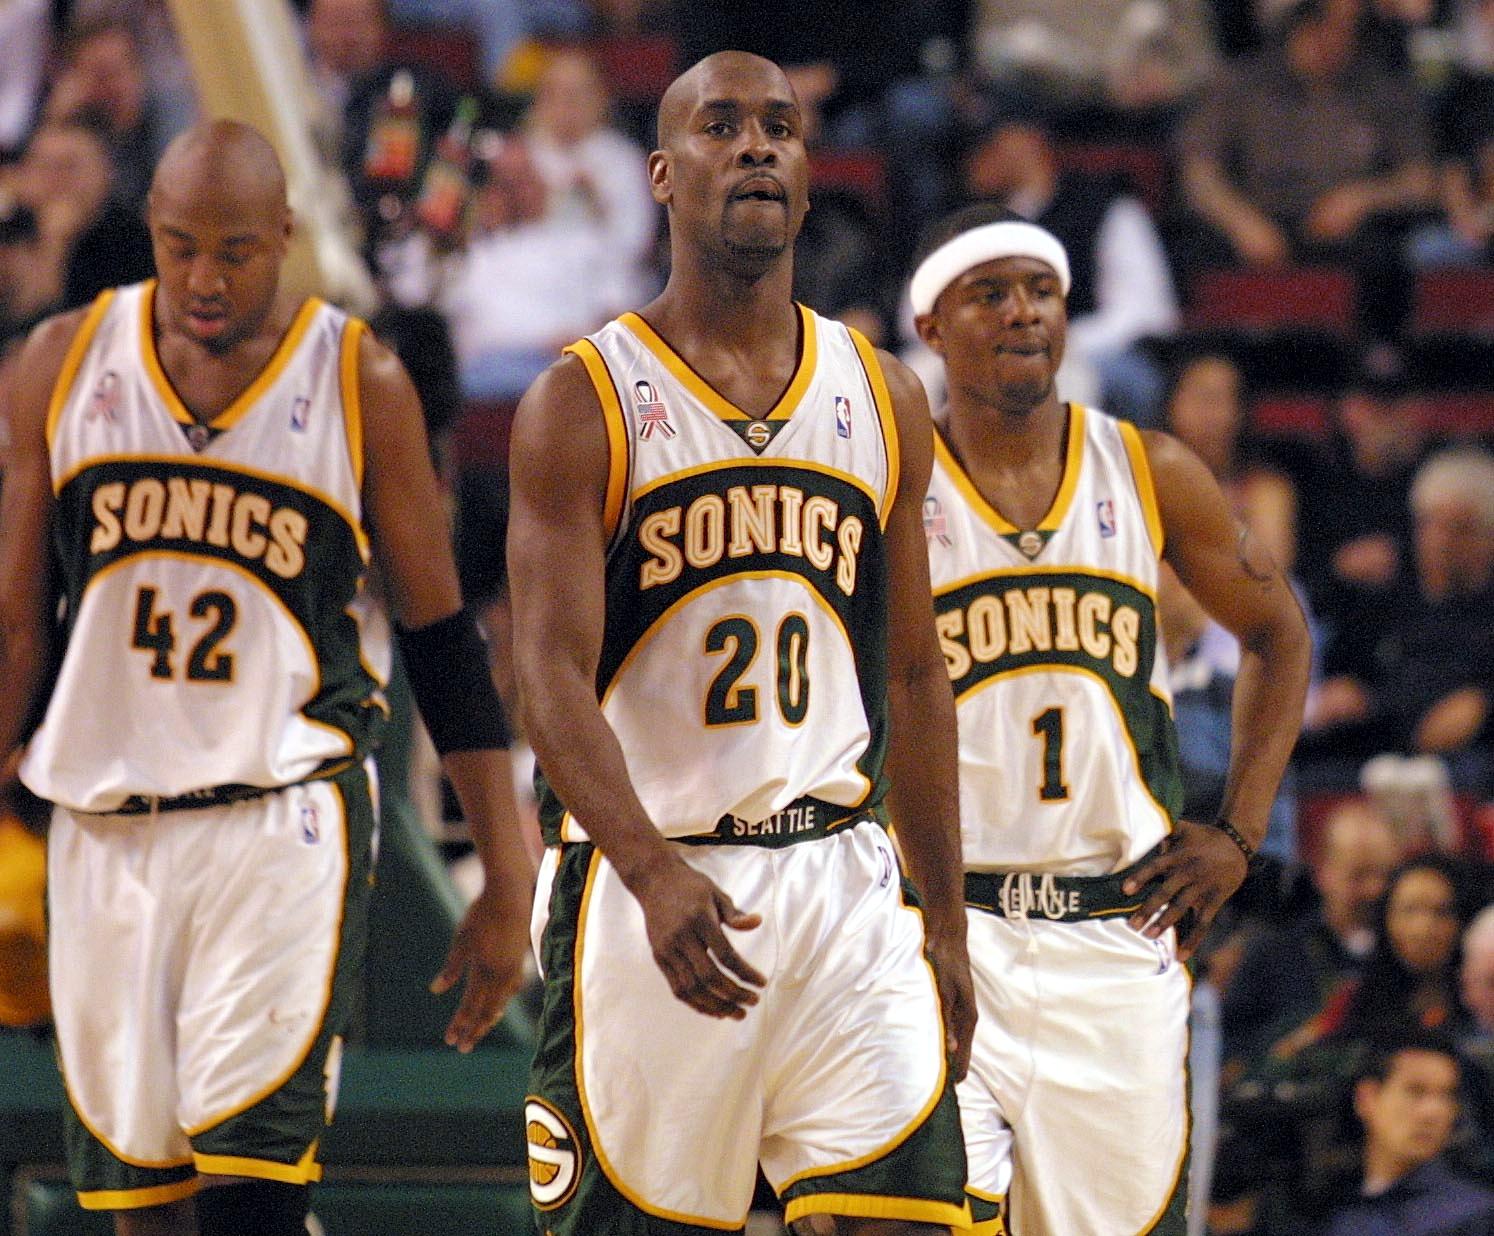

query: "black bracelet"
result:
(1210, 816), (1257, 863)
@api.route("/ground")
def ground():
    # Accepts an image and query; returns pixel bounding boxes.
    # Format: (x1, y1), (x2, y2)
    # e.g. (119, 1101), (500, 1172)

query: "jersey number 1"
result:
(132, 586), (238, 682)
(1032, 706), (1070, 802)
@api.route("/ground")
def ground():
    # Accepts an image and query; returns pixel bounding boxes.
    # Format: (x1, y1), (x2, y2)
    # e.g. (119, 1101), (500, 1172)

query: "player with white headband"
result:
(910, 203), (1311, 1235)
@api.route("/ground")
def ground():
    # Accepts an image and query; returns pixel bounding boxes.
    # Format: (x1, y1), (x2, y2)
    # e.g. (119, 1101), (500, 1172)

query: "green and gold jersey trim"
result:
(338, 316), (367, 493)
(619, 304), (819, 424)
(562, 337), (630, 542)
(933, 404), (1086, 541)
(139, 280), (322, 431)
(848, 328), (899, 527)
(46, 289), (117, 448)
(1118, 420), (1165, 557)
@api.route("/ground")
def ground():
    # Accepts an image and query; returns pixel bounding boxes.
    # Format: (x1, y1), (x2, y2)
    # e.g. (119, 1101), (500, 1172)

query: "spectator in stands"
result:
(304, 0), (463, 240)
(39, 15), (182, 209)
(1177, 0), (1436, 344)
(1410, 6), (1494, 267)
(1464, 906), (1494, 1048)
(958, 114), (1181, 424)
(0, 0), (49, 158)
(521, 48), (656, 313)
(0, 118), (152, 344)
(439, 67), (653, 402)
(1220, 799), (1401, 1073)
(1309, 447), (1494, 791)
(1295, 361), (1430, 633)
(384, 0), (589, 88)
(1165, 351), (1297, 569)
(1324, 1028), (1494, 1236)
(969, 0), (1219, 137)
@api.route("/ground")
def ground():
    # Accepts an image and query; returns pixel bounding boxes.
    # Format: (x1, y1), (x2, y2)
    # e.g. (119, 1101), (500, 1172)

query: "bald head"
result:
(1317, 800), (1401, 938)
(656, 51), (796, 149)
(151, 119), (287, 218)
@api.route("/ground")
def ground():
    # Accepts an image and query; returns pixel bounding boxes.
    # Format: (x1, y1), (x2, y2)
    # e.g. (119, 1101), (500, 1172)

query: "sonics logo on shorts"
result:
(526, 1098), (581, 1210)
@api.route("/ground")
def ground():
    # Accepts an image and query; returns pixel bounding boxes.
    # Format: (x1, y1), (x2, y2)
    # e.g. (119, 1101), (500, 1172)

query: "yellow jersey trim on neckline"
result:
(46, 289), (117, 449)
(934, 403), (1086, 537)
(139, 280), (322, 431)
(618, 304), (818, 424)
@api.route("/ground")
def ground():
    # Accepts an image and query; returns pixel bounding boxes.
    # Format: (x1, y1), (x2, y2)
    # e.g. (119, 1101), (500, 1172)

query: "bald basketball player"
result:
(0, 120), (532, 1236)
(509, 52), (974, 1234)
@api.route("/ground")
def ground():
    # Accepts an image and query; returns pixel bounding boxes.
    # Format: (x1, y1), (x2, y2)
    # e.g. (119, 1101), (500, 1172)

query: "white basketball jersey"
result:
(22, 282), (391, 813)
(925, 405), (1182, 874)
(540, 305), (899, 843)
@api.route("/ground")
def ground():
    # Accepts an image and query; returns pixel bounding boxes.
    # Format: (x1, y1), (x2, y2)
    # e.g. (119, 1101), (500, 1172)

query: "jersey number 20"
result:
(704, 613), (809, 727)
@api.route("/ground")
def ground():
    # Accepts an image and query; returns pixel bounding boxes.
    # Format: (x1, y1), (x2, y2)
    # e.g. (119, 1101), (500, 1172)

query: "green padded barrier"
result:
(17, 1179), (110, 1236)
(18, 1179), (534, 1236)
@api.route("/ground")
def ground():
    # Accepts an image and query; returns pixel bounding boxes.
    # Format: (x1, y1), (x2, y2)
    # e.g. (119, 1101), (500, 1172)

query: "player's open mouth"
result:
(730, 176), (786, 203)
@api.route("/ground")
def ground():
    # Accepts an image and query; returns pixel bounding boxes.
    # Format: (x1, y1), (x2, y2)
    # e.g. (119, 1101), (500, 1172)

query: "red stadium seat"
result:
(1185, 266), (1357, 334)
(1407, 267), (1494, 338)
(1251, 394), (1331, 436)
(589, 34), (679, 104)
(1407, 392), (1494, 435)
(387, 24), (483, 93)
(1054, 142), (1168, 215)
(808, 148), (887, 211)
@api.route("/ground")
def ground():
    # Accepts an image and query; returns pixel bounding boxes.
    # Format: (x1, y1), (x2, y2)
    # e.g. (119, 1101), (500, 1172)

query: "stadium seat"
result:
(387, 24), (483, 93)
(1054, 142), (1168, 214)
(1406, 267), (1494, 339)
(589, 33), (679, 104)
(1185, 266), (1357, 335)
(1408, 392), (1494, 436)
(1250, 394), (1331, 436)
(808, 147), (887, 212)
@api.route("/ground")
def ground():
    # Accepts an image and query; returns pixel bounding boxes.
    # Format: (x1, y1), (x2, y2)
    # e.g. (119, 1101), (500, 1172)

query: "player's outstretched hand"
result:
(926, 923), (976, 1082)
(432, 883), (532, 1053)
(1121, 820), (1249, 962)
(632, 853), (766, 1020)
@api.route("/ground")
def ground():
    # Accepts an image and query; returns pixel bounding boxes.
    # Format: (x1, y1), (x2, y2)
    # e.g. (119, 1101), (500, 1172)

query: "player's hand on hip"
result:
(926, 923), (976, 1081)
(432, 883), (532, 1053)
(1121, 820), (1248, 962)
(632, 852), (766, 1019)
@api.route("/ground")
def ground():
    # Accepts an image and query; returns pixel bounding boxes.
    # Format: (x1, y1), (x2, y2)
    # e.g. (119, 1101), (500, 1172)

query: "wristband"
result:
(1209, 816), (1257, 863)
(396, 609), (512, 754)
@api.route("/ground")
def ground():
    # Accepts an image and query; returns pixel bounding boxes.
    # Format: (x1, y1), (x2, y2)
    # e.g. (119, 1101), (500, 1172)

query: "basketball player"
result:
(507, 52), (974, 1233)
(910, 205), (1311, 1235)
(0, 121), (532, 1236)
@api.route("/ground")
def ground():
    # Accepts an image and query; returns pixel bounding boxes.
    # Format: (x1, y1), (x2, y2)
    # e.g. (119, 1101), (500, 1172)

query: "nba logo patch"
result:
(1097, 498), (1117, 538)
(923, 495), (952, 547)
(300, 803), (321, 845)
(86, 370), (120, 423)
(834, 395), (852, 439)
(290, 396), (310, 432)
(634, 380), (675, 440)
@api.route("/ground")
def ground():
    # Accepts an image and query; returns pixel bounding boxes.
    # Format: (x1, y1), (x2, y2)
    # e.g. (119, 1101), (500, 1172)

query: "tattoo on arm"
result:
(1236, 524), (1276, 587)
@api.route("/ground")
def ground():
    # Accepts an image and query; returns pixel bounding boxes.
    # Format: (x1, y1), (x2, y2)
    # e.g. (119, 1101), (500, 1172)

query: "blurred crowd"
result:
(1, 0), (1493, 1232)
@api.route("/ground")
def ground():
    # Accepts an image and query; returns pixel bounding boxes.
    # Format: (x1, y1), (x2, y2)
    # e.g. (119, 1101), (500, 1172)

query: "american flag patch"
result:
(1097, 498), (1116, 538)
(923, 496), (952, 547)
(835, 395), (852, 439)
(634, 380), (675, 440)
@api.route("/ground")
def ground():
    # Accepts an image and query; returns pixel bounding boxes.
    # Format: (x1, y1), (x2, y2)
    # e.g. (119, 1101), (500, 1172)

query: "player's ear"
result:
(914, 310), (945, 357)
(647, 150), (672, 205)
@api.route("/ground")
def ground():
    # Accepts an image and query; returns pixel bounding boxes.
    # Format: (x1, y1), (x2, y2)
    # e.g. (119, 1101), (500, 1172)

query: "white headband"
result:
(909, 220), (1071, 316)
